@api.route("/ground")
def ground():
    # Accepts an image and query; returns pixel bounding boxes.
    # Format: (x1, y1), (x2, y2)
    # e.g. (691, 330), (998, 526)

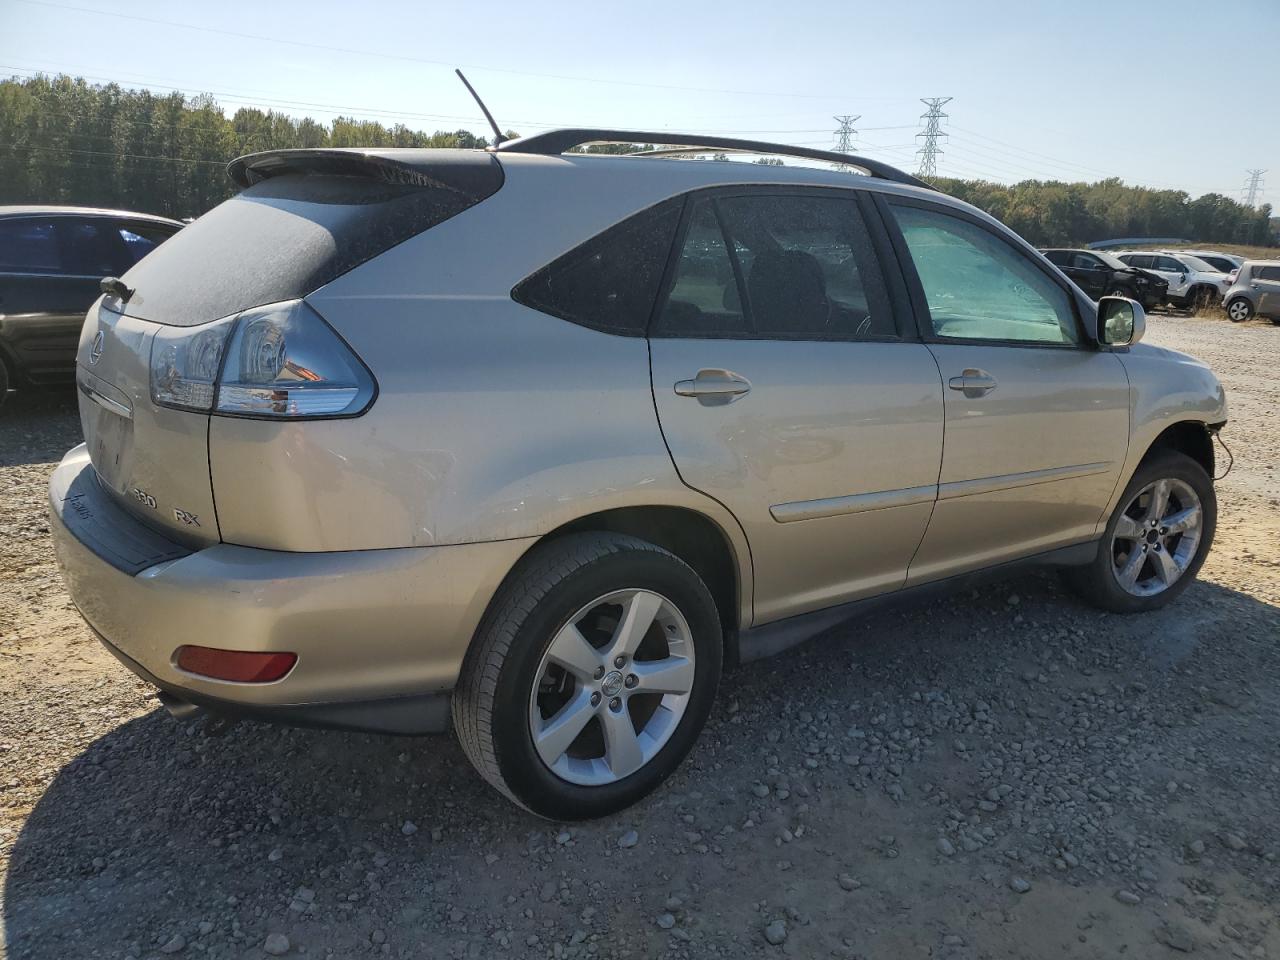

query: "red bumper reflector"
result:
(175, 646), (297, 683)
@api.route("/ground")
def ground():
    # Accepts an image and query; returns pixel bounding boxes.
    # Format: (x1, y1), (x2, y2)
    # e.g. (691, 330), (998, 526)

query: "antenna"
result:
(455, 69), (506, 146)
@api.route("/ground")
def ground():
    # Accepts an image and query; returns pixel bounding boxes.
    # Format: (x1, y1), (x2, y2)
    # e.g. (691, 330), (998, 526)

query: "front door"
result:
(648, 190), (944, 624)
(882, 200), (1130, 585)
(1065, 251), (1109, 299)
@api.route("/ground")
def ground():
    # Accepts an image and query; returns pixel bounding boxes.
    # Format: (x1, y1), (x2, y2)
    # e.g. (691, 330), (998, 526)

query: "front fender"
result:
(1100, 344), (1227, 524)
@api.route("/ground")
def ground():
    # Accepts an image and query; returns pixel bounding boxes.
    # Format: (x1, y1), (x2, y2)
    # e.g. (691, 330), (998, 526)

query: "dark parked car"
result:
(0, 206), (183, 404)
(1041, 248), (1167, 309)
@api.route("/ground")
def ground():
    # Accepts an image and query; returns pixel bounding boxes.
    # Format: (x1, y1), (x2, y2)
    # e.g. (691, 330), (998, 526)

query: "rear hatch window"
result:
(114, 150), (504, 326)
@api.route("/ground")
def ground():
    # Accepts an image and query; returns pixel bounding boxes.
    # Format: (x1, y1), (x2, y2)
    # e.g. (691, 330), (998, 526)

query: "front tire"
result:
(1066, 451), (1215, 613)
(452, 533), (722, 820)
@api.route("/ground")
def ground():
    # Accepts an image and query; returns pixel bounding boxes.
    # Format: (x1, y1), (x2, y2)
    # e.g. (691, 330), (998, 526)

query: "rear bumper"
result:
(49, 444), (535, 734)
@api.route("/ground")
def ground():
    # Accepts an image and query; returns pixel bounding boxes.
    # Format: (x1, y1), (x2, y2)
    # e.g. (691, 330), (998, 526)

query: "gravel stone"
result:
(763, 920), (788, 945)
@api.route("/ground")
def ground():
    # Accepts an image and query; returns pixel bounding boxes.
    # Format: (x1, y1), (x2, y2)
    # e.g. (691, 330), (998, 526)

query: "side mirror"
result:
(1098, 296), (1145, 346)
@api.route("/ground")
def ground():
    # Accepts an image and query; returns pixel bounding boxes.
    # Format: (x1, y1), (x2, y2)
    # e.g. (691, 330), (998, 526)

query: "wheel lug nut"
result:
(609, 697), (622, 711)
(590, 692), (601, 707)
(613, 655), (626, 668)
(624, 674), (638, 689)
(594, 666), (605, 680)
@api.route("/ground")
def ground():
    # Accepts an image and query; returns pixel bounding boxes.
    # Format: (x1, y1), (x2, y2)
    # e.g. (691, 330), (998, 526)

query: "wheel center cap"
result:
(1146, 530), (1160, 545)
(600, 671), (624, 697)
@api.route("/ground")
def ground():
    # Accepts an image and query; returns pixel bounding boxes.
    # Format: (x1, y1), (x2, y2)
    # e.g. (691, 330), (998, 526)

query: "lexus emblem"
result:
(89, 331), (105, 365)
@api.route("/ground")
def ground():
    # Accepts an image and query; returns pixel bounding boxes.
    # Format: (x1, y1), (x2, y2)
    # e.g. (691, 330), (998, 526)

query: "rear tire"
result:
(1226, 297), (1254, 322)
(452, 532), (722, 820)
(1065, 451), (1215, 614)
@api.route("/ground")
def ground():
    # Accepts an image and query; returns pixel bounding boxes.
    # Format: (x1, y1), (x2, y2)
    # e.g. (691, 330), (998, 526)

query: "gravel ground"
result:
(2, 313), (1279, 960)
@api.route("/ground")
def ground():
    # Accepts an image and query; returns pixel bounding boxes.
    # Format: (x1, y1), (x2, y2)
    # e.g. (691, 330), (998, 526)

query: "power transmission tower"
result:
(832, 115), (860, 171)
(1242, 169), (1266, 208)
(915, 97), (952, 178)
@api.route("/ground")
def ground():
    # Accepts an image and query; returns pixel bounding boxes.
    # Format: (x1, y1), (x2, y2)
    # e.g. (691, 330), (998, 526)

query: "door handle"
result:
(674, 369), (751, 406)
(948, 368), (998, 398)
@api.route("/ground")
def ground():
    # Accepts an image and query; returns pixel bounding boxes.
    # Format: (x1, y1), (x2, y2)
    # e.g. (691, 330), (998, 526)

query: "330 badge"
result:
(131, 487), (201, 526)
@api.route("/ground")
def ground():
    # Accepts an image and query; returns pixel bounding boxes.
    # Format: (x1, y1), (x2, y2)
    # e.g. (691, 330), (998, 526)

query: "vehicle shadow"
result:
(0, 388), (81, 468)
(4, 571), (1276, 958)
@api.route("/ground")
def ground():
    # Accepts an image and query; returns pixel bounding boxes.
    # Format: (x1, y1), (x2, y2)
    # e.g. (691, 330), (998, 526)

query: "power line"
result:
(831, 115), (859, 171)
(1242, 169), (1266, 207)
(914, 97), (952, 178)
(9, 0), (912, 103)
(0, 143), (226, 166)
(0, 64), (912, 141)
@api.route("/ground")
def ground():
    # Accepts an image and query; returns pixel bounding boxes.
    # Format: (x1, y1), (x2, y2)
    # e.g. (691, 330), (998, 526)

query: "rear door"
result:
(648, 189), (944, 624)
(0, 216), (109, 384)
(880, 198), (1129, 584)
(1151, 255), (1191, 298)
(1254, 264), (1280, 315)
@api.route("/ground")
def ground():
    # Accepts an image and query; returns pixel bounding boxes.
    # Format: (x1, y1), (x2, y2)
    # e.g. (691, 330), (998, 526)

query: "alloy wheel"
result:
(1110, 478), (1203, 597)
(528, 589), (695, 786)
(1227, 299), (1251, 322)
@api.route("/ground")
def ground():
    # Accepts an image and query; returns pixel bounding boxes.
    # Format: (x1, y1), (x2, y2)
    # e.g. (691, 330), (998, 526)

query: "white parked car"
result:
(1180, 250), (1244, 276)
(1113, 251), (1230, 310)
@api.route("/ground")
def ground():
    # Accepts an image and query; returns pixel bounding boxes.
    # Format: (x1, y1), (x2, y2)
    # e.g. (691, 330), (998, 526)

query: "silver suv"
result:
(49, 131), (1228, 819)
(1223, 260), (1280, 323)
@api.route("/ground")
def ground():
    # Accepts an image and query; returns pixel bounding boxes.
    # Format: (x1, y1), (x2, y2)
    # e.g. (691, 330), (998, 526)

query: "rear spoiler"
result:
(227, 148), (503, 195)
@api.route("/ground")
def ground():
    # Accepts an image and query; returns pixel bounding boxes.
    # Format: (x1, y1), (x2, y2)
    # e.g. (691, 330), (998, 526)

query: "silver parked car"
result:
(48, 131), (1228, 819)
(1223, 260), (1280, 323)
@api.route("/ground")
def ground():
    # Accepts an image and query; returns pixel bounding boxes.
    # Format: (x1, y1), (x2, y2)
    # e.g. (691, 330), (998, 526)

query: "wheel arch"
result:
(539, 505), (745, 657)
(1141, 420), (1215, 478)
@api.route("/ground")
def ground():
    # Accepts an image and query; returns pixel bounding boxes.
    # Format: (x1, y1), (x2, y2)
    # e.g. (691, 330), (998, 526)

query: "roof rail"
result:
(495, 129), (931, 190)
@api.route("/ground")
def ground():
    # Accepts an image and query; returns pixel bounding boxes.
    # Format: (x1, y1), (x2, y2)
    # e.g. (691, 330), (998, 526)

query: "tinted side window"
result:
(1257, 266), (1280, 282)
(1154, 256), (1183, 272)
(512, 199), (683, 336)
(57, 220), (128, 276)
(1043, 250), (1068, 266)
(889, 203), (1079, 345)
(0, 219), (63, 273)
(1070, 252), (1102, 269)
(656, 198), (746, 337)
(118, 222), (178, 265)
(654, 193), (893, 340)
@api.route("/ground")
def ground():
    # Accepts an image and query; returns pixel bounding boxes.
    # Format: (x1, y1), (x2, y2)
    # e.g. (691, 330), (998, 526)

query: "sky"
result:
(0, 0), (1276, 207)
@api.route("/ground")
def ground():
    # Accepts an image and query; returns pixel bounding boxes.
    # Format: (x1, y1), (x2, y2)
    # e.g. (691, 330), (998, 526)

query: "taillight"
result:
(175, 645), (297, 683)
(150, 300), (375, 419)
(150, 316), (235, 412)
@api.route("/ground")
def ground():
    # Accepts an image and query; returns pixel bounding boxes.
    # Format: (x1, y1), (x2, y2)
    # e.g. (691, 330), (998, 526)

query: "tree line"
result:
(0, 73), (1273, 248)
